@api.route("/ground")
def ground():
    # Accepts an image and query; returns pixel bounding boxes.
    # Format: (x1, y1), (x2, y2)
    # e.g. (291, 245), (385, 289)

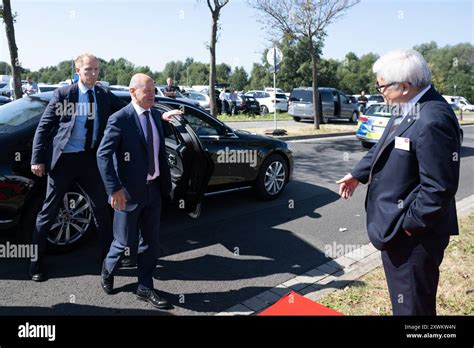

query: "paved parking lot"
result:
(1, 126), (473, 315)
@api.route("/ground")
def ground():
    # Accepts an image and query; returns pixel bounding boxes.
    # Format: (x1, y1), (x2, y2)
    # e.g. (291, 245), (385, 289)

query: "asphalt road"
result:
(1, 125), (473, 316)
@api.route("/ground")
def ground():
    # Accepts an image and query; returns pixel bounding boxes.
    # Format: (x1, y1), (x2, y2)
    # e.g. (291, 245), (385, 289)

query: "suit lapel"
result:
(368, 89), (434, 181)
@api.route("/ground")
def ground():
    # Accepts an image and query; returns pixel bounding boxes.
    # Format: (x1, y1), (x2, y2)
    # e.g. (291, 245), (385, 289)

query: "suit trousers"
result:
(33, 151), (113, 258)
(104, 181), (162, 290)
(381, 230), (450, 315)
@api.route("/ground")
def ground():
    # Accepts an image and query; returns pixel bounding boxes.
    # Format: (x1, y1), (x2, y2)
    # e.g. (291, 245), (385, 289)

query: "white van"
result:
(443, 95), (474, 111)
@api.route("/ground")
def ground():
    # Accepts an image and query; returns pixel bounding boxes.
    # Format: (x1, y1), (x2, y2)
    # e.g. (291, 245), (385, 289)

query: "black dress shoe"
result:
(30, 260), (45, 282)
(136, 289), (171, 309)
(101, 260), (114, 295)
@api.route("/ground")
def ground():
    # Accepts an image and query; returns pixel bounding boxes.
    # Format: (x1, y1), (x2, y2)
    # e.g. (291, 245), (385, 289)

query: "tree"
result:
(216, 63), (231, 84)
(204, 0), (231, 116)
(1, 0), (23, 99)
(187, 62), (209, 85)
(251, 0), (360, 129)
(228, 66), (248, 90)
(247, 62), (272, 90)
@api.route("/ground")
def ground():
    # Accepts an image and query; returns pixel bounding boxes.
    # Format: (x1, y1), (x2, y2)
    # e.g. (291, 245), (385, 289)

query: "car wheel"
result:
(260, 105), (269, 115)
(255, 153), (288, 200)
(361, 141), (374, 149)
(350, 111), (359, 123)
(19, 186), (95, 253)
(293, 117), (301, 122)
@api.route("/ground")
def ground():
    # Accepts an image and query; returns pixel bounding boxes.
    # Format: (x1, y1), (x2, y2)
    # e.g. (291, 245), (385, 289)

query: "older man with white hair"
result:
(97, 73), (182, 309)
(337, 49), (462, 315)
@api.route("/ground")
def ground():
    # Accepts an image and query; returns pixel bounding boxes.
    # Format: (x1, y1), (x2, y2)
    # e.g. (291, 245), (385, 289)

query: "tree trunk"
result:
(2, 0), (22, 100)
(309, 38), (320, 130)
(209, 12), (219, 117)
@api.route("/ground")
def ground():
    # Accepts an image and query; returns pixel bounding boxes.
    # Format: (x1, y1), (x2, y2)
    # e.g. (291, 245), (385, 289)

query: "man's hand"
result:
(31, 164), (45, 177)
(162, 109), (183, 122)
(336, 173), (360, 199)
(110, 189), (127, 211)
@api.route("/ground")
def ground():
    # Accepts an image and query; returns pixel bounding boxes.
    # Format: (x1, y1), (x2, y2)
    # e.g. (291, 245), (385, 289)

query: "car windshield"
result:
(0, 95), (49, 127)
(365, 104), (392, 117)
(289, 90), (312, 102)
(243, 96), (256, 102)
(275, 93), (287, 99)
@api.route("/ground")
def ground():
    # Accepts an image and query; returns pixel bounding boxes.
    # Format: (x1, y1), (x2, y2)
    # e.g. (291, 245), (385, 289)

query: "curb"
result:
(275, 132), (355, 141)
(217, 194), (474, 315)
(240, 122), (474, 142)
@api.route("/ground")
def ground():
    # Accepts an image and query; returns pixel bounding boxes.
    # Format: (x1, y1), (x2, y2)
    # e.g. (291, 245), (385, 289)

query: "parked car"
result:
(0, 91), (293, 252)
(36, 84), (62, 93)
(264, 87), (285, 94)
(236, 95), (260, 115)
(355, 103), (392, 148)
(0, 96), (11, 106)
(244, 90), (288, 114)
(366, 94), (385, 108)
(456, 99), (474, 112)
(184, 91), (211, 112)
(155, 85), (202, 109)
(0, 82), (12, 97)
(288, 87), (359, 123)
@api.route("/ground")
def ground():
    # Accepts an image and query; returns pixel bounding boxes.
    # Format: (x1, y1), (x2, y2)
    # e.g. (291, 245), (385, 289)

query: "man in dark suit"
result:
(337, 49), (461, 315)
(97, 73), (181, 309)
(30, 53), (124, 282)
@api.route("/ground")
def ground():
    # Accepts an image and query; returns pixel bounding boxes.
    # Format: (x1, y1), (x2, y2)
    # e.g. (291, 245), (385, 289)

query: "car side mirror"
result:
(223, 127), (235, 136)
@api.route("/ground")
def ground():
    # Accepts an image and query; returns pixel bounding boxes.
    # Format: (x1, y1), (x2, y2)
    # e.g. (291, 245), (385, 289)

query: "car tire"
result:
(350, 111), (359, 123)
(361, 141), (374, 149)
(255, 153), (288, 200)
(293, 117), (301, 122)
(260, 105), (269, 115)
(19, 185), (95, 254)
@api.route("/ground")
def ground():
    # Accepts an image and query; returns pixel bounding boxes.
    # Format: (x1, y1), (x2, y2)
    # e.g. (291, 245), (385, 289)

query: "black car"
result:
(237, 95), (260, 115)
(0, 91), (293, 252)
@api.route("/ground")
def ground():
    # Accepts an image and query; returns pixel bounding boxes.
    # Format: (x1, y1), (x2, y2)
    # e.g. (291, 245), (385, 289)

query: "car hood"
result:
(233, 128), (289, 147)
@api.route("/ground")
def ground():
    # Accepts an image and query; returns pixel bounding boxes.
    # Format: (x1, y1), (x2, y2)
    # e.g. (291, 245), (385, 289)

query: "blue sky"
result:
(0, 0), (472, 75)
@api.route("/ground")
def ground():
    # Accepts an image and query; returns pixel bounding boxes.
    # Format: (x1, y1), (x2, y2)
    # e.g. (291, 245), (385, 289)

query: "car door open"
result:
(155, 105), (214, 218)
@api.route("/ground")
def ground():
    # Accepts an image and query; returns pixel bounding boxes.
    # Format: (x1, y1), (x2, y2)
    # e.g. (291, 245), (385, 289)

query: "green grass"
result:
(319, 213), (474, 315)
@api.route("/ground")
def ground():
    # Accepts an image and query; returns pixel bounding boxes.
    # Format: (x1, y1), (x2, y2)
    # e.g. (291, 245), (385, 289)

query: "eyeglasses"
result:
(375, 81), (411, 93)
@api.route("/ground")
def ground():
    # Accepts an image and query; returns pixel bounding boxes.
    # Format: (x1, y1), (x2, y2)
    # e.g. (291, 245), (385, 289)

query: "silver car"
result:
(155, 86), (202, 109)
(289, 87), (359, 123)
(185, 91), (211, 112)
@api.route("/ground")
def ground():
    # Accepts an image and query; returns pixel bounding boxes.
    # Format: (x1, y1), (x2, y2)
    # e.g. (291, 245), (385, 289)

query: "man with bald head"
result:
(30, 53), (124, 282)
(97, 73), (181, 309)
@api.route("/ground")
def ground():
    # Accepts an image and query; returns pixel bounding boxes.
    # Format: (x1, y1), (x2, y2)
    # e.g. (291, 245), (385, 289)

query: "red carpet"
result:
(258, 291), (344, 316)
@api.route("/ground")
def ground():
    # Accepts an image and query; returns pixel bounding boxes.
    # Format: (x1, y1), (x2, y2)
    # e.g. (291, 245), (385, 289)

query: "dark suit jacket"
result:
(96, 103), (172, 208)
(31, 83), (124, 171)
(351, 86), (461, 250)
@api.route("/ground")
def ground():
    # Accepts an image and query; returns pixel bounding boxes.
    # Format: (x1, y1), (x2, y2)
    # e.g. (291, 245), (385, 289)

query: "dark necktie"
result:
(144, 111), (155, 176)
(84, 89), (95, 150)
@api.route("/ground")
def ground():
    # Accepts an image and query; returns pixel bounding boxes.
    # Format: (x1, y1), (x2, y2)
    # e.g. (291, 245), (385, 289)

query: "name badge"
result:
(395, 136), (410, 151)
